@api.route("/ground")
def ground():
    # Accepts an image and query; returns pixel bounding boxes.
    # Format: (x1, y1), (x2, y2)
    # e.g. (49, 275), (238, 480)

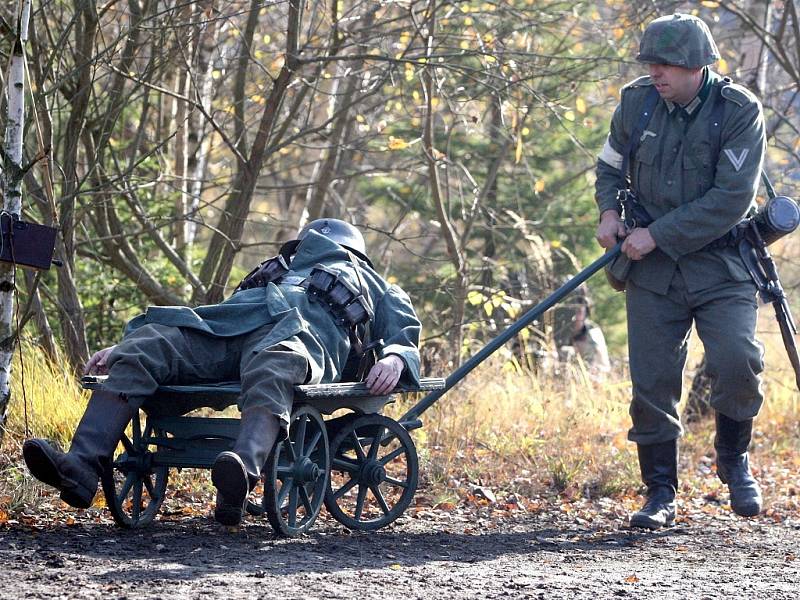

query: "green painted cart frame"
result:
(82, 377), (445, 536)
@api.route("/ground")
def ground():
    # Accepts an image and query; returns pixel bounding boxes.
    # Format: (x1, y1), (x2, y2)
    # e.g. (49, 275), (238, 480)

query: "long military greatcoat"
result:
(122, 230), (421, 387)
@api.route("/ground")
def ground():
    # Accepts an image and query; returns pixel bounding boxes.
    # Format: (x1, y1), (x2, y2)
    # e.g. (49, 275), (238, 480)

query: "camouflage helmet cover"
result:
(297, 218), (370, 263)
(637, 13), (720, 69)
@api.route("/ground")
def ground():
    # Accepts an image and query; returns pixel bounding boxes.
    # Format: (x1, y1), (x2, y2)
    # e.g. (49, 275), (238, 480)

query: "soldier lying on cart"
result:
(23, 219), (421, 527)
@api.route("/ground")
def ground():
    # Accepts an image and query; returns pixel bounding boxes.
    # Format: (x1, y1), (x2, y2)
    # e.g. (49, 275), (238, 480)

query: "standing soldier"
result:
(594, 14), (766, 528)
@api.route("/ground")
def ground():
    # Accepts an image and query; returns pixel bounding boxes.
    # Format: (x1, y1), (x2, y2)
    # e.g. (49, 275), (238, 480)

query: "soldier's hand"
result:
(365, 354), (405, 395)
(84, 345), (117, 376)
(622, 228), (657, 260)
(596, 210), (626, 248)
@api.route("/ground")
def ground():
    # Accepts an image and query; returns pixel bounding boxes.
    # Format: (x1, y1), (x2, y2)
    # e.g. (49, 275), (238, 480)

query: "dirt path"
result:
(2, 506), (798, 599)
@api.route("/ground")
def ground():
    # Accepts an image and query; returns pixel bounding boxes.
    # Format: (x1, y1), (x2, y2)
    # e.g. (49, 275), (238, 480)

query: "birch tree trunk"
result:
(0, 0), (32, 438)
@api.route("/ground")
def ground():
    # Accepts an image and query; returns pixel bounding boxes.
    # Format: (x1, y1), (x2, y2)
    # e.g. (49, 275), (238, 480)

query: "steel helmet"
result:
(297, 218), (371, 264)
(637, 13), (720, 69)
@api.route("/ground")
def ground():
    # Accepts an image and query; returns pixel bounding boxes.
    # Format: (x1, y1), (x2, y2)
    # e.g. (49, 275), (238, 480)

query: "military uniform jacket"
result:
(595, 70), (766, 295)
(123, 230), (421, 386)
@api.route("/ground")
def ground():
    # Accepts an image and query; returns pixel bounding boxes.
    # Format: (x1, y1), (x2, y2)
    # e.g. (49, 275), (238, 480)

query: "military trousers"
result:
(101, 322), (309, 435)
(626, 270), (764, 445)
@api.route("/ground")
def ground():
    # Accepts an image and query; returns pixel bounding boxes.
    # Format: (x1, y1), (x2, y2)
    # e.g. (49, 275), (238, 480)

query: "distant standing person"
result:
(569, 295), (611, 375)
(594, 14), (766, 528)
(556, 286), (611, 375)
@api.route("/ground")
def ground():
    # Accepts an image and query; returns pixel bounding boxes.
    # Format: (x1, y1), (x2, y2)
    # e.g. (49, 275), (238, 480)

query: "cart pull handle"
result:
(401, 242), (623, 424)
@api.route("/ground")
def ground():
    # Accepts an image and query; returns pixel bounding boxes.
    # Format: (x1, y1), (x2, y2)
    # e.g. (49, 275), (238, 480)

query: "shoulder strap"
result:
(621, 86), (660, 181)
(708, 78), (728, 165)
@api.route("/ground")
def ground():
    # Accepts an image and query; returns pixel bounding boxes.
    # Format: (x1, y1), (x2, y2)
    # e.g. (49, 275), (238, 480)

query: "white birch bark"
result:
(0, 0), (32, 431)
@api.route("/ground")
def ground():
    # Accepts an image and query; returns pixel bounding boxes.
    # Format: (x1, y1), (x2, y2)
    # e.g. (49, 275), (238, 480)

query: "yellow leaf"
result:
(483, 301), (494, 317)
(564, 110), (576, 122)
(576, 98), (587, 114)
(551, 239), (562, 249)
(613, 28), (625, 40)
(701, 1), (720, 7)
(356, 115), (365, 123)
(262, 34), (271, 44)
(718, 58), (729, 74)
(460, 40), (470, 50)
(389, 564), (403, 570)
(521, 127), (530, 136)
(535, 179), (545, 193)
(387, 136), (409, 150)
(467, 290), (485, 306)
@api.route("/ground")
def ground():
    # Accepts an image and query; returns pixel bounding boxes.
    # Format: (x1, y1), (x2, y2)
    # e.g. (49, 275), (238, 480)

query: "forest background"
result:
(0, 0), (799, 518)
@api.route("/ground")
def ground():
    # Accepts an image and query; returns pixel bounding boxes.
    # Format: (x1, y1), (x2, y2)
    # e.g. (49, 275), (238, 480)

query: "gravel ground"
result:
(2, 506), (799, 599)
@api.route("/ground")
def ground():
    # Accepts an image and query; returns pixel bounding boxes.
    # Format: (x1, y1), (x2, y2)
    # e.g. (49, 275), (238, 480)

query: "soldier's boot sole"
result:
(211, 451), (249, 526)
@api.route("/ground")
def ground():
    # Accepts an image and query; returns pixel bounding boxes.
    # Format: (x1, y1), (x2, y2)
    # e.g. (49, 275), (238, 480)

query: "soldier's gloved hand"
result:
(365, 354), (405, 395)
(84, 345), (117, 376)
(622, 227), (657, 260)
(596, 210), (627, 248)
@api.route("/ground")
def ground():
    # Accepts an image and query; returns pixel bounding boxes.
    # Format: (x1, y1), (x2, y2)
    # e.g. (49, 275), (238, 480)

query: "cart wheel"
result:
(263, 405), (329, 537)
(325, 414), (418, 531)
(101, 413), (168, 528)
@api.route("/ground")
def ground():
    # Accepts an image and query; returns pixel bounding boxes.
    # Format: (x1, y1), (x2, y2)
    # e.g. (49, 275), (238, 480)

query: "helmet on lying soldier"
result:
(637, 13), (720, 69)
(298, 218), (371, 265)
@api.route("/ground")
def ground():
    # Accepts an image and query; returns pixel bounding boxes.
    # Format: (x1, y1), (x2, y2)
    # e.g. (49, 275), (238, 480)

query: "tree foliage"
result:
(0, 0), (798, 376)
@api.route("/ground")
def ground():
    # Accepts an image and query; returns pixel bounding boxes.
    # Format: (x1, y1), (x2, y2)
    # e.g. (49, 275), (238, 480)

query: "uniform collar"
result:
(665, 68), (711, 116)
(289, 229), (354, 271)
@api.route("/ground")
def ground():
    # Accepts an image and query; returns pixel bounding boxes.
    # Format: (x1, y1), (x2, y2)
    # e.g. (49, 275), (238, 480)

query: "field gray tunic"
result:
(595, 70), (766, 444)
(101, 230), (421, 429)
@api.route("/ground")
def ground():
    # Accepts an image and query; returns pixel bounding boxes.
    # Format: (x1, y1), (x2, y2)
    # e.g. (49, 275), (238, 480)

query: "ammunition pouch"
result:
(236, 255), (290, 292)
(306, 265), (374, 328)
(233, 253), (379, 381)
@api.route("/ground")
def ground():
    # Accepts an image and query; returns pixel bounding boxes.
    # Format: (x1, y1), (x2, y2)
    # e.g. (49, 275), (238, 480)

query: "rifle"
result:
(740, 217), (800, 391)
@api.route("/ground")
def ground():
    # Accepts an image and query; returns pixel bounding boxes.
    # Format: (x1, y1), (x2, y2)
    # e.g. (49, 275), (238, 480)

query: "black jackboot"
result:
(211, 406), (280, 526)
(23, 390), (134, 508)
(630, 440), (678, 530)
(715, 412), (762, 517)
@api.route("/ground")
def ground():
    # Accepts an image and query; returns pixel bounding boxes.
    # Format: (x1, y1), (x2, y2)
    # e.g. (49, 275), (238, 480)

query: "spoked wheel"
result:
(325, 414), (418, 531)
(263, 405), (330, 537)
(101, 413), (168, 528)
